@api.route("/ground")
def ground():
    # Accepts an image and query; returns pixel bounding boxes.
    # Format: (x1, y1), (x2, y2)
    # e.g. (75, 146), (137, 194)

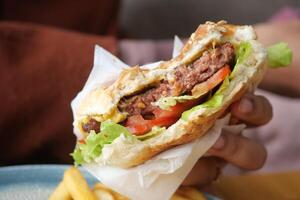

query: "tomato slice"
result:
(192, 65), (231, 97)
(126, 115), (177, 135)
(149, 117), (178, 127)
(125, 99), (198, 135)
(152, 99), (199, 119)
(126, 115), (149, 135)
(78, 139), (86, 144)
(126, 65), (231, 135)
(208, 65), (231, 87)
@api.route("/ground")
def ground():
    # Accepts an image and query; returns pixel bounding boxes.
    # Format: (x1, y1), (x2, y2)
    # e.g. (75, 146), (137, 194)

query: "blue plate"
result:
(0, 164), (97, 200)
(0, 164), (220, 200)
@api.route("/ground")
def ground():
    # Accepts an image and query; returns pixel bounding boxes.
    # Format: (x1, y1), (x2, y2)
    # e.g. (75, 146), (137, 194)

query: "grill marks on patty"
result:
(118, 42), (235, 117)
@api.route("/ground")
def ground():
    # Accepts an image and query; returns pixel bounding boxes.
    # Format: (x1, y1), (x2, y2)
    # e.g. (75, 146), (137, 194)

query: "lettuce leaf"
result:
(181, 77), (229, 121)
(72, 120), (166, 165)
(267, 42), (292, 68)
(71, 121), (134, 166)
(100, 120), (132, 140)
(136, 126), (166, 141)
(71, 147), (84, 166)
(71, 131), (101, 166)
(236, 41), (253, 65)
(181, 95), (223, 121)
(154, 95), (195, 110)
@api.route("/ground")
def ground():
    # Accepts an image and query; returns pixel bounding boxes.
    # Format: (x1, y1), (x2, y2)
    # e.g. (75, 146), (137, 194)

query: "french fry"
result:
(48, 181), (72, 200)
(170, 194), (190, 200)
(176, 186), (207, 200)
(94, 183), (113, 192)
(94, 183), (130, 200)
(93, 187), (115, 200)
(63, 167), (98, 200)
(49, 167), (210, 200)
(112, 192), (131, 200)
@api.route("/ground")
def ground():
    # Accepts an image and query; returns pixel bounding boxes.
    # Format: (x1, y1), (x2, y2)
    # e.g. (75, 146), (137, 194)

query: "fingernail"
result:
(211, 135), (225, 150)
(238, 97), (254, 114)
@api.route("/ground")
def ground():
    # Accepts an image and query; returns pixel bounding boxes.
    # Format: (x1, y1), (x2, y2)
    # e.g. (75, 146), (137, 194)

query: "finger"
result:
(231, 94), (273, 126)
(182, 157), (224, 186)
(208, 133), (267, 170)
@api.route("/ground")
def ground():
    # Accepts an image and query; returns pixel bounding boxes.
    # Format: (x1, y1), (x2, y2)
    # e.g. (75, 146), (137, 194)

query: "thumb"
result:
(231, 94), (273, 126)
(208, 133), (267, 170)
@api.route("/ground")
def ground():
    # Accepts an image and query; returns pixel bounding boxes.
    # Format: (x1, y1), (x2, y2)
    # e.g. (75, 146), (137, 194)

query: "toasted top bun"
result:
(74, 21), (267, 168)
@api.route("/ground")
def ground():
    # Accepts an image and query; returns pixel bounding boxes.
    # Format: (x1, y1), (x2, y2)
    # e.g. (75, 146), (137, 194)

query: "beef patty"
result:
(118, 42), (235, 117)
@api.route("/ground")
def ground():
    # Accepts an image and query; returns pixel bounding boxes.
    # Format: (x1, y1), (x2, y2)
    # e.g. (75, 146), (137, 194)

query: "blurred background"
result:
(119, 0), (299, 38)
(2, 0), (299, 38)
(0, 0), (299, 177)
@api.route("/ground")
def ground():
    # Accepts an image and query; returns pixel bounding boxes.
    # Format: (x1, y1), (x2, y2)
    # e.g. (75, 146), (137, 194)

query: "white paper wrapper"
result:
(71, 37), (245, 200)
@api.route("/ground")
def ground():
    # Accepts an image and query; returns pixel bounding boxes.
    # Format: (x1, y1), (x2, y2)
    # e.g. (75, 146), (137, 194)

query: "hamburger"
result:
(71, 21), (268, 168)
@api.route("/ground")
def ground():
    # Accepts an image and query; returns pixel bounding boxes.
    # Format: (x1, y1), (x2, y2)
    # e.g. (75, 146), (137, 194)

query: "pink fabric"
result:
(119, 39), (173, 66)
(270, 7), (300, 22)
(252, 90), (300, 173)
(225, 90), (300, 175)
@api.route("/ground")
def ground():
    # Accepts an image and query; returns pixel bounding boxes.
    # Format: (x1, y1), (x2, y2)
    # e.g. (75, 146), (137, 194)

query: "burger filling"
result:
(82, 43), (235, 135)
(73, 40), (293, 166)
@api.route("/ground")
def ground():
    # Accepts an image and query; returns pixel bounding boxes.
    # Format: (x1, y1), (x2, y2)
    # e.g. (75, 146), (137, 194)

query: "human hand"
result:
(183, 93), (272, 187)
